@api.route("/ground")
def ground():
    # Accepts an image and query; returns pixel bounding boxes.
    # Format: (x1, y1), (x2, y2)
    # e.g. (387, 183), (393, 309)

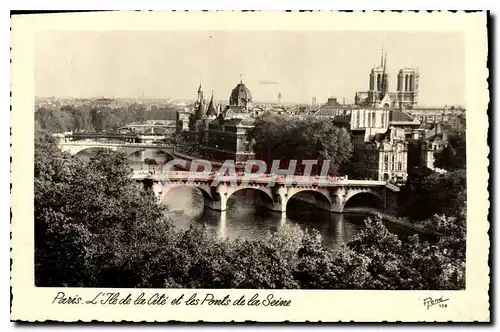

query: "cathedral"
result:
(354, 52), (420, 109)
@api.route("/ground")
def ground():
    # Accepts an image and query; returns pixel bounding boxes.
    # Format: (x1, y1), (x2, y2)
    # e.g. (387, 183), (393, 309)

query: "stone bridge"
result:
(135, 171), (400, 214)
(58, 141), (175, 158)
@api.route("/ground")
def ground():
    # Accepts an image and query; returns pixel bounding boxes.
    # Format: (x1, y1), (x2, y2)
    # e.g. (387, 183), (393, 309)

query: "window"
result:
(398, 162), (402, 171)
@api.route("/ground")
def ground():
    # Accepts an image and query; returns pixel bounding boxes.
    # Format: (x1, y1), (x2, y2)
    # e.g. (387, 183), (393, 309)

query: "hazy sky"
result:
(35, 31), (465, 106)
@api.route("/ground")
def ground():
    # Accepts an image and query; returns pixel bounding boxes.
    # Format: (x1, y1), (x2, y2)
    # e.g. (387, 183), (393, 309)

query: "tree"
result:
(35, 107), (74, 133)
(294, 229), (371, 289)
(248, 114), (353, 175)
(228, 224), (303, 289)
(35, 128), (166, 286)
(344, 216), (465, 290)
(434, 130), (466, 171)
(398, 167), (466, 221)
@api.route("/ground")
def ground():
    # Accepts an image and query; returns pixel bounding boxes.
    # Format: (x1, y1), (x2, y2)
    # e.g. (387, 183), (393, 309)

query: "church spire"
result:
(380, 49), (384, 67)
(381, 52), (389, 95)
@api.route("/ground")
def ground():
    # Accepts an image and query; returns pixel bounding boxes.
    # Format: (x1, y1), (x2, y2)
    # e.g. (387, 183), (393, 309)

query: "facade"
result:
(355, 52), (420, 109)
(176, 111), (191, 132)
(407, 123), (450, 170)
(202, 116), (255, 163)
(354, 127), (409, 183)
(349, 108), (421, 183)
(178, 79), (256, 164)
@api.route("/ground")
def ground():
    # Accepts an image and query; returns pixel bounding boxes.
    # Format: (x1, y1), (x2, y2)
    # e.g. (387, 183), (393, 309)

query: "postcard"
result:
(11, 11), (489, 322)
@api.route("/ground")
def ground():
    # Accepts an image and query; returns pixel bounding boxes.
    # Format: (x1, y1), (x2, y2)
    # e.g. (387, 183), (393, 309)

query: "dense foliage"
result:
(248, 114), (353, 175)
(398, 167), (466, 221)
(35, 131), (465, 289)
(434, 130), (466, 171)
(399, 128), (466, 222)
(35, 103), (180, 133)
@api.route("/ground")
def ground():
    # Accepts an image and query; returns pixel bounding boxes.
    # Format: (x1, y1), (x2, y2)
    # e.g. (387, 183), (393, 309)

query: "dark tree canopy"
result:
(248, 114), (353, 175)
(434, 130), (466, 171)
(35, 103), (180, 133)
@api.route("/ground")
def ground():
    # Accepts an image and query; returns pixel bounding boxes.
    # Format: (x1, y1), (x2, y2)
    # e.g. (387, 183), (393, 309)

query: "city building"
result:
(201, 116), (256, 163)
(178, 79), (256, 163)
(407, 122), (452, 171)
(352, 126), (409, 183)
(348, 108), (420, 183)
(407, 106), (466, 132)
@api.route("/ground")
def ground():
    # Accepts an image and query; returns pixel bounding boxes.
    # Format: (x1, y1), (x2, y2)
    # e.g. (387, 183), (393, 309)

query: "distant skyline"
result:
(35, 31), (465, 107)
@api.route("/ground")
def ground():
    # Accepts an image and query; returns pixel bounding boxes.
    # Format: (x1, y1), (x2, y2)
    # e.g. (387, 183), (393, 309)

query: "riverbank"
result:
(344, 208), (442, 237)
(291, 195), (441, 237)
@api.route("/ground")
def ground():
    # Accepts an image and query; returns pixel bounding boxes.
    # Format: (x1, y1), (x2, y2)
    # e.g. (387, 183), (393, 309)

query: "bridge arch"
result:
(160, 183), (213, 208)
(343, 191), (385, 210)
(74, 146), (115, 157)
(286, 188), (333, 212)
(119, 147), (146, 156)
(225, 186), (274, 204)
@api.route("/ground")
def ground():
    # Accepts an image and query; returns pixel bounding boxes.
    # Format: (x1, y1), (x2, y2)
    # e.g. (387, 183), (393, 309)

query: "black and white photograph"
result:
(10, 11), (489, 322)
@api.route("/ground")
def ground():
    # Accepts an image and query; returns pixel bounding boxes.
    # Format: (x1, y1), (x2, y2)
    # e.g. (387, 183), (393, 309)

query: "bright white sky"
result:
(35, 31), (464, 107)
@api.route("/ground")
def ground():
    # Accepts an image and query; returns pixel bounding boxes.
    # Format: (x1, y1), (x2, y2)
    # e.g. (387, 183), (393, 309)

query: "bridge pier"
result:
(203, 192), (227, 212)
(331, 188), (347, 213)
(204, 197), (227, 211)
(254, 191), (287, 212)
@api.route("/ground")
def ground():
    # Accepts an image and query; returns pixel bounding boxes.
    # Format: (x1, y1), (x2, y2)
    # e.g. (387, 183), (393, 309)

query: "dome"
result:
(230, 82), (252, 106)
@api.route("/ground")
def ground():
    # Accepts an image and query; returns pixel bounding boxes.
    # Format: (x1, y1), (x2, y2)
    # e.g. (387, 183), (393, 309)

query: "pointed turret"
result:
(206, 91), (217, 117)
(197, 82), (204, 103)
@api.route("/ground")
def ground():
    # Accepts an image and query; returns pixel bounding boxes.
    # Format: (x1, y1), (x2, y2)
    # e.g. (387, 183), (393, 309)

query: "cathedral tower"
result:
(368, 51), (389, 107)
(396, 67), (419, 109)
